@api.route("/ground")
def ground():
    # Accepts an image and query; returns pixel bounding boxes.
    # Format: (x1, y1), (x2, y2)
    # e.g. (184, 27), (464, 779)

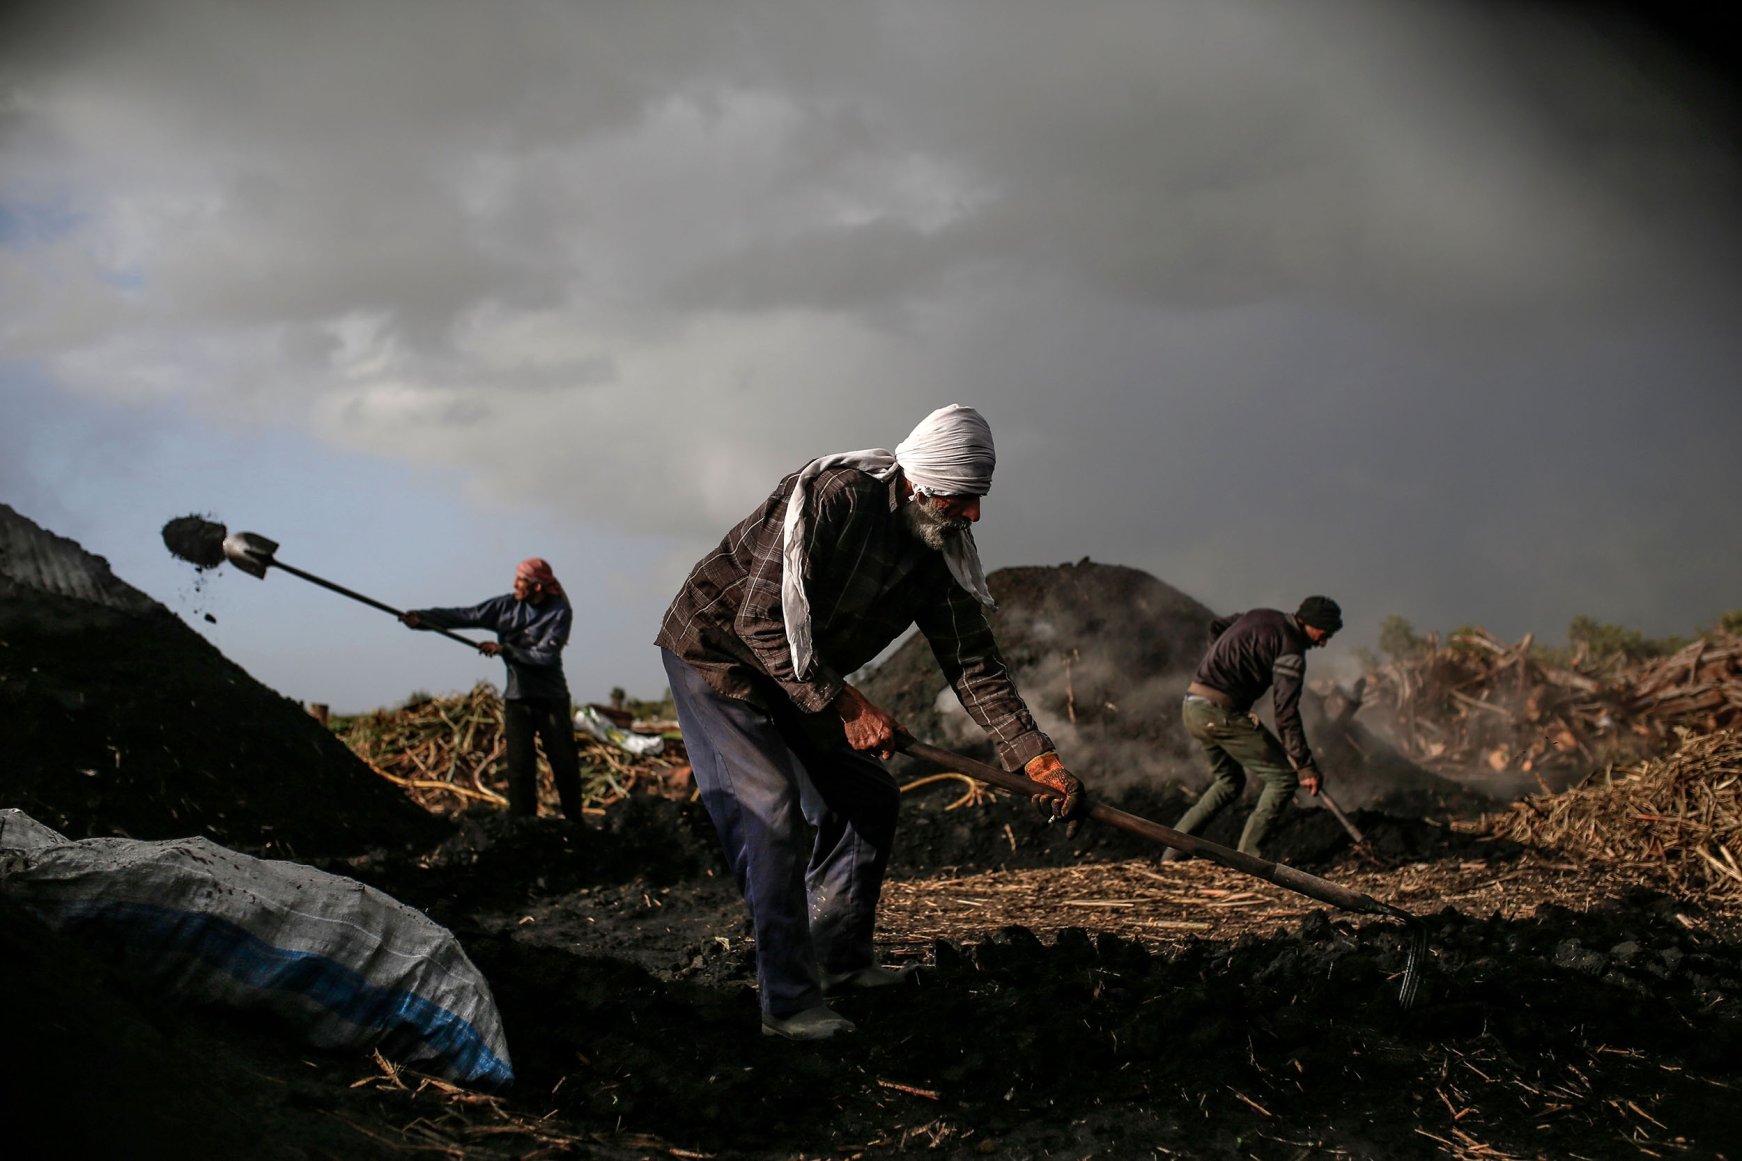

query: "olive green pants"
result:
(1173, 696), (1299, 855)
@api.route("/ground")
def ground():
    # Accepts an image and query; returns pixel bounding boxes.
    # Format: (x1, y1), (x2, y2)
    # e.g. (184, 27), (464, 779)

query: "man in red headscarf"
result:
(401, 559), (583, 821)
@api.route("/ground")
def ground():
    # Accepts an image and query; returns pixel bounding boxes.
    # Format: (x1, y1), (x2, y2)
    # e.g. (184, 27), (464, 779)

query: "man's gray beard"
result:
(901, 498), (971, 551)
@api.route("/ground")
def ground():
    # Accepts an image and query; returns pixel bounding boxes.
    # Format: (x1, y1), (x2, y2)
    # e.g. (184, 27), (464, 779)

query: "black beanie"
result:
(1296, 596), (1343, 632)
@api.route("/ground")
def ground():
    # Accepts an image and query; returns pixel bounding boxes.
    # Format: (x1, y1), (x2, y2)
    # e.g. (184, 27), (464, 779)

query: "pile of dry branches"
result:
(1487, 729), (1742, 897)
(1627, 636), (1742, 728)
(1352, 628), (1742, 777)
(335, 683), (689, 816)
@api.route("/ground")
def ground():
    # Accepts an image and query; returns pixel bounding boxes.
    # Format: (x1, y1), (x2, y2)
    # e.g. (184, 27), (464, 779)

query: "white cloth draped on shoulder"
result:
(781, 404), (998, 679)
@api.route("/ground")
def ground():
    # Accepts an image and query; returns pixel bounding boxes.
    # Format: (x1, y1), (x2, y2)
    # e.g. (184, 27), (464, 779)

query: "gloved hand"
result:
(1024, 751), (1085, 837)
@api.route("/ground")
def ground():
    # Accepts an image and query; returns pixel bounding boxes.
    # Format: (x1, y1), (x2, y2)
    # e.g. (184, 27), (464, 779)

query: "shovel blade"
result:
(222, 531), (279, 579)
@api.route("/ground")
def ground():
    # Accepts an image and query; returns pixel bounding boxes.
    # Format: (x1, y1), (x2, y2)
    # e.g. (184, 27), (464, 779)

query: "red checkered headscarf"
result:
(516, 557), (564, 598)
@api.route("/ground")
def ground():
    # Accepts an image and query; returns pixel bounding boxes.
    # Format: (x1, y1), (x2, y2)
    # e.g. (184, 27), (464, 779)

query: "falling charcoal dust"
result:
(161, 515), (228, 569)
(160, 514), (228, 623)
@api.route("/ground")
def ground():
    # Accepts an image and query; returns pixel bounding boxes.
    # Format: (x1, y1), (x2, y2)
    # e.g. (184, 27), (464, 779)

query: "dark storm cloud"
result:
(5, 0), (1741, 701)
(628, 0), (1742, 332)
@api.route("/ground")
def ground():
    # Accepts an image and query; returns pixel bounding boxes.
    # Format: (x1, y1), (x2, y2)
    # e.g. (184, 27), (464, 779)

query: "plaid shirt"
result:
(655, 466), (1054, 770)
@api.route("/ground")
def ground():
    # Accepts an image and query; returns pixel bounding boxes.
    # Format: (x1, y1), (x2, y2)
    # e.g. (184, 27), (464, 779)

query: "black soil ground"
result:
(3, 505), (1738, 1159)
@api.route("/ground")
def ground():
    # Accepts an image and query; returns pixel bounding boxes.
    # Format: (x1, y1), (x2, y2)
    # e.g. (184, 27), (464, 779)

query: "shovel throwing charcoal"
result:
(220, 531), (485, 652)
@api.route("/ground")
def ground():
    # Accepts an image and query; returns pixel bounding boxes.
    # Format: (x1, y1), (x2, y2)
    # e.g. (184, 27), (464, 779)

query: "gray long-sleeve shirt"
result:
(1194, 608), (1317, 774)
(412, 593), (572, 702)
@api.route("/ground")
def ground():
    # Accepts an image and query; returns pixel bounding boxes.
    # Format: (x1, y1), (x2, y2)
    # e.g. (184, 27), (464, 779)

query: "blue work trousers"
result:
(662, 649), (899, 1019)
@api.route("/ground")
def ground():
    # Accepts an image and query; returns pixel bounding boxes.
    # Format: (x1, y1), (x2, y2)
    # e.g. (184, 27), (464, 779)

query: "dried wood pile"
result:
(1627, 636), (1742, 730)
(1352, 628), (1742, 778)
(1487, 730), (1742, 897)
(334, 683), (690, 816)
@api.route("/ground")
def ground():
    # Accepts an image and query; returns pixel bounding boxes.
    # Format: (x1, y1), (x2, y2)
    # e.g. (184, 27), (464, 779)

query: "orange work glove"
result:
(1024, 751), (1085, 837)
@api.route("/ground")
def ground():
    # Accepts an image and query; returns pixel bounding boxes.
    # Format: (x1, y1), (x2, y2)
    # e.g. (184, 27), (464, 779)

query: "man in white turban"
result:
(655, 405), (1085, 1041)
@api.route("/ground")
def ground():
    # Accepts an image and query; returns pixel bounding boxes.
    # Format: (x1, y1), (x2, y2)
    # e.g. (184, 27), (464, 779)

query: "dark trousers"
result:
(504, 697), (583, 820)
(1173, 696), (1299, 855)
(662, 649), (899, 1019)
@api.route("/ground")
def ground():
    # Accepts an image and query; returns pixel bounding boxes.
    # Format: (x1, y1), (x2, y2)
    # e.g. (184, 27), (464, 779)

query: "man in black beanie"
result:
(1164, 596), (1343, 858)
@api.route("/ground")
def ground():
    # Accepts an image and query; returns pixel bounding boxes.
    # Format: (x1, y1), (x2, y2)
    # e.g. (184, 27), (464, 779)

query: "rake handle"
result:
(895, 736), (1406, 919)
(1318, 789), (1368, 845)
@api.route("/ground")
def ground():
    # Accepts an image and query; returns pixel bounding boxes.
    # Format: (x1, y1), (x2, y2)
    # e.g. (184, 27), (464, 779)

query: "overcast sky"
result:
(4, 0), (1740, 714)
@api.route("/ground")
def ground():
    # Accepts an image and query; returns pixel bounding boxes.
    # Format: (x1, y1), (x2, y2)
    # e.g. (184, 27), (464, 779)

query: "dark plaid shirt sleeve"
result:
(914, 570), (1055, 770)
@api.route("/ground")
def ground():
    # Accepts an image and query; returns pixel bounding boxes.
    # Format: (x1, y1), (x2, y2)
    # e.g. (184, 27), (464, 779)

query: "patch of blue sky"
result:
(2, 365), (679, 710)
(99, 268), (146, 290)
(0, 194), (87, 249)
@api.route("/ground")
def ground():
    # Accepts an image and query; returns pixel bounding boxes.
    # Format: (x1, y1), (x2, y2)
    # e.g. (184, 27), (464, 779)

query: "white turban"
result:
(894, 404), (996, 496)
(781, 404), (997, 679)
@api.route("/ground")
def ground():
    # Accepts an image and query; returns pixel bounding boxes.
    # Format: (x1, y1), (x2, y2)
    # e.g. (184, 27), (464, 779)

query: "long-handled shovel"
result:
(896, 736), (1426, 1009)
(220, 531), (484, 652)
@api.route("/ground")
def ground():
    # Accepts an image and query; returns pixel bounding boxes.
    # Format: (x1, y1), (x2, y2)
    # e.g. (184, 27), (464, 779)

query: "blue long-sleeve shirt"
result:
(411, 594), (573, 702)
